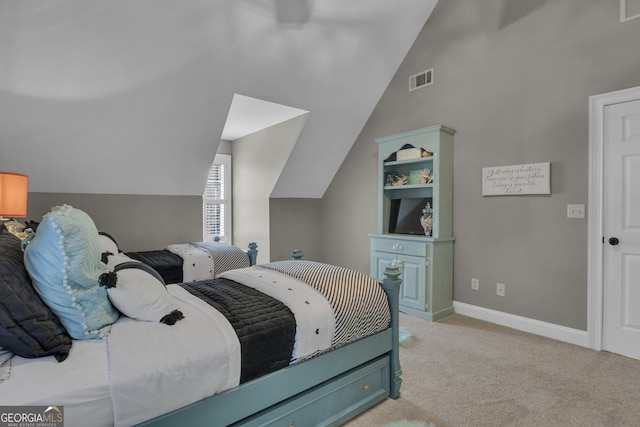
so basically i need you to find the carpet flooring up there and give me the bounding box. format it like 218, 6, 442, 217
343, 313, 640, 427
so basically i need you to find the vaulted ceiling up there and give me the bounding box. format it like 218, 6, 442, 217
0, 0, 438, 197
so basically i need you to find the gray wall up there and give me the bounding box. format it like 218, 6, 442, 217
269, 198, 322, 262
27, 193, 202, 252
317, 0, 640, 331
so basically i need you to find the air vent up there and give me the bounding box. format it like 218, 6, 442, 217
409, 68, 433, 91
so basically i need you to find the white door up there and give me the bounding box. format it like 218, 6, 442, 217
602, 99, 640, 359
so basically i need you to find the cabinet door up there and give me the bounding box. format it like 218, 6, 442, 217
372, 252, 425, 312
397, 254, 426, 311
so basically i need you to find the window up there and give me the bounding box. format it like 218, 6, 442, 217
203, 154, 231, 242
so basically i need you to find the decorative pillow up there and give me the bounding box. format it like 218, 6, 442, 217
23, 205, 120, 340
99, 262, 184, 325
24, 220, 40, 232
0, 230, 72, 361
104, 252, 138, 270
3, 219, 24, 234
98, 231, 120, 261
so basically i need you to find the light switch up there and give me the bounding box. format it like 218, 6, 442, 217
567, 204, 585, 219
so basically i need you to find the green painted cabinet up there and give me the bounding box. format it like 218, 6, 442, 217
369, 125, 455, 321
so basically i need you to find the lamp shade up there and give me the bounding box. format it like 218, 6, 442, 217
0, 172, 28, 218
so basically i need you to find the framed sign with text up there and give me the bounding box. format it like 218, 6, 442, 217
482, 162, 551, 196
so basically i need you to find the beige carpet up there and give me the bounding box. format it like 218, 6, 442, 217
344, 313, 640, 427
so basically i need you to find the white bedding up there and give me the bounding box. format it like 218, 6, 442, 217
165, 243, 214, 282
0, 285, 241, 427
0, 340, 113, 427
220, 268, 335, 362
108, 285, 241, 427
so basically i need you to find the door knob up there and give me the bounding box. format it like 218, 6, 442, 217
609, 237, 619, 246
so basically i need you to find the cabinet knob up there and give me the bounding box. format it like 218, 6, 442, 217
286, 422, 295, 427
363, 382, 370, 391
392, 243, 403, 251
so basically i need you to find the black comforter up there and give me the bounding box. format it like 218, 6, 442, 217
180, 278, 296, 383
126, 249, 184, 284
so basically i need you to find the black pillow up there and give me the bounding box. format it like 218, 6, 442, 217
0, 231, 72, 361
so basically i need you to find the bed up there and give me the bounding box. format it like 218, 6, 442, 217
0, 205, 402, 427
98, 232, 259, 284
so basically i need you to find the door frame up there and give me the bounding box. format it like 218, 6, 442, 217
588, 84, 640, 351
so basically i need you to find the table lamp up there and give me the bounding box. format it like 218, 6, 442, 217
0, 172, 28, 222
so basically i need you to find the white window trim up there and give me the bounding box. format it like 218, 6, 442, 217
203, 154, 232, 243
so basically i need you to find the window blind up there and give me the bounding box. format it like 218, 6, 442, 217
203, 154, 230, 242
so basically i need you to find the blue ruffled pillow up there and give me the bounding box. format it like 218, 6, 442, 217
24, 205, 120, 339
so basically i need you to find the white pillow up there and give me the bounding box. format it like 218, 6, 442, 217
98, 232, 120, 255
99, 262, 184, 325
105, 252, 138, 270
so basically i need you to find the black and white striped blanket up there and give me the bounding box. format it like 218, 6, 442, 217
195, 241, 251, 276
246, 260, 391, 354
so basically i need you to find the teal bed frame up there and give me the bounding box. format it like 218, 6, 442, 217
137, 264, 403, 427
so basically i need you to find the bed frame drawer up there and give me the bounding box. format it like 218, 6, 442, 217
236, 356, 390, 427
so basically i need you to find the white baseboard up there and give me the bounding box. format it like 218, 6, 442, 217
453, 301, 590, 348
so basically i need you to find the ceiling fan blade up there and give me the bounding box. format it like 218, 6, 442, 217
275, 0, 314, 24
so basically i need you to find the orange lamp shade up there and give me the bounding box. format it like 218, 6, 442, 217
0, 172, 28, 218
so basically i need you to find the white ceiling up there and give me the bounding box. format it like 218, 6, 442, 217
0, 0, 439, 197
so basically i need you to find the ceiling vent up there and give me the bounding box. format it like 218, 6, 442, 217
409, 68, 433, 91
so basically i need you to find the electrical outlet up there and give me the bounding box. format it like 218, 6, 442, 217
471, 278, 479, 290
496, 283, 505, 296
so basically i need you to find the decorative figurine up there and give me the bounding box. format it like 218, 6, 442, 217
386, 172, 408, 186
418, 168, 433, 184
420, 202, 433, 237
391, 175, 408, 186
